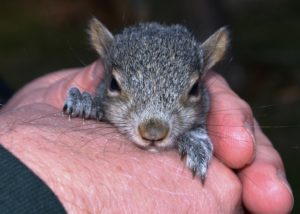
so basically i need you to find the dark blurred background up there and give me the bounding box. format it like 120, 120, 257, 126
0, 0, 299, 211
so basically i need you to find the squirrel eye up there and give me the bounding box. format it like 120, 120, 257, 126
109, 76, 121, 93
188, 81, 200, 97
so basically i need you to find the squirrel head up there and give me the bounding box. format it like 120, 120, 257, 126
88, 18, 229, 151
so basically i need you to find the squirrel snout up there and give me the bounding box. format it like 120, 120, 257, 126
138, 119, 169, 143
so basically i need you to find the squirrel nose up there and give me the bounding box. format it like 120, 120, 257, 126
138, 119, 169, 142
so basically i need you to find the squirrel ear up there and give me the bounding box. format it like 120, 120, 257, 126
200, 26, 229, 72
88, 17, 114, 57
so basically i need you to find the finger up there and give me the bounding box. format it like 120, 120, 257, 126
4, 68, 80, 110
5, 60, 104, 110
60, 60, 105, 92
205, 72, 255, 169
33, 60, 104, 91
45, 60, 105, 108
239, 121, 294, 214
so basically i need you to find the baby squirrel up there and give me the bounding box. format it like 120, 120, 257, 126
63, 18, 229, 182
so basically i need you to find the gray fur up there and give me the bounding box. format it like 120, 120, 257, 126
63, 19, 229, 183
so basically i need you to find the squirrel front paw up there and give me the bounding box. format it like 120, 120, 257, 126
177, 127, 213, 183
63, 87, 103, 120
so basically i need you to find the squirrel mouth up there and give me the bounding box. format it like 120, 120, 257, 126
145, 146, 160, 152
134, 138, 175, 152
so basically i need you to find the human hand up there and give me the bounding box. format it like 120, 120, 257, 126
1, 60, 293, 213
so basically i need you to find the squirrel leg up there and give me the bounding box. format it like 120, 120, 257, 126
177, 126, 213, 183
63, 87, 103, 120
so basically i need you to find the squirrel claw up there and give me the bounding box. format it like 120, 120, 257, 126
200, 173, 206, 184
177, 127, 213, 184
63, 104, 67, 112
96, 111, 102, 121
180, 151, 186, 160
63, 87, 103, 120
192, 168, 197, 178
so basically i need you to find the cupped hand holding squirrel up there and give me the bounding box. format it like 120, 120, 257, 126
1, 60, 293, 213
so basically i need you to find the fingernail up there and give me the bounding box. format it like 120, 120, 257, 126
277, 169, 294, 199
244, 120, 256, 163
90, 61, 98, 79
93, 60, 105, 80
277, 169, 294, 213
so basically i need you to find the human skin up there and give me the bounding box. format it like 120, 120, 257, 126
0, 60, 293, 213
